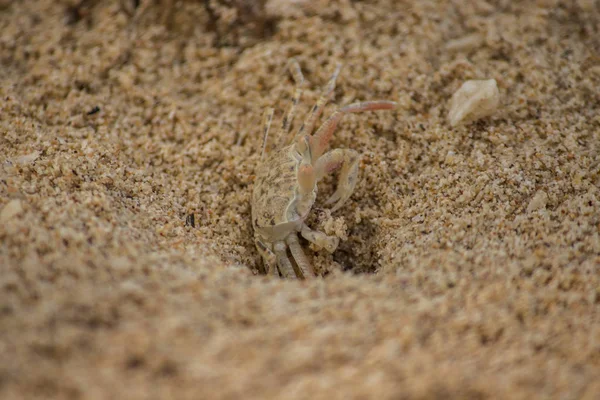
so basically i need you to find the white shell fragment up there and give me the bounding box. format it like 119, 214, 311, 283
448, 79, 500, 127
14, 151, 40, 165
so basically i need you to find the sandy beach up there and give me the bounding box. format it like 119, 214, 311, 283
1, 0, 599, 398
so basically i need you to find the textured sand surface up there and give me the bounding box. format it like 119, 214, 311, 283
1, 0, 600, 398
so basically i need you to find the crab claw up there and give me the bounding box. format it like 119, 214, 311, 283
315, 149, 360, 212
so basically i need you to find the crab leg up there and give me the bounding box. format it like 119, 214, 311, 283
309, 101, 396, 160
255, 239, 278, 276
260, 108, 275, 159
300, 224, 339, 253
276, 59, 305, 148
286, 234, 314, 279
274, 241, 296, 278
295, 63, 342, 140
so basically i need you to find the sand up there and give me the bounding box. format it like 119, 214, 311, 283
1, 0, 599, 398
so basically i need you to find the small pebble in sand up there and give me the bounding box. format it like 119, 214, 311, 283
448, 79, 500, 127
527, 190, 548, 213
445, 33, 484, 53
0, 199, 24, 223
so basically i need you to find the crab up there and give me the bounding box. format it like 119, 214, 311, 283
251, 59, 396, 279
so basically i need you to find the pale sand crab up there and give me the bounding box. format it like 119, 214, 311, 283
252, 59, 396, 279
